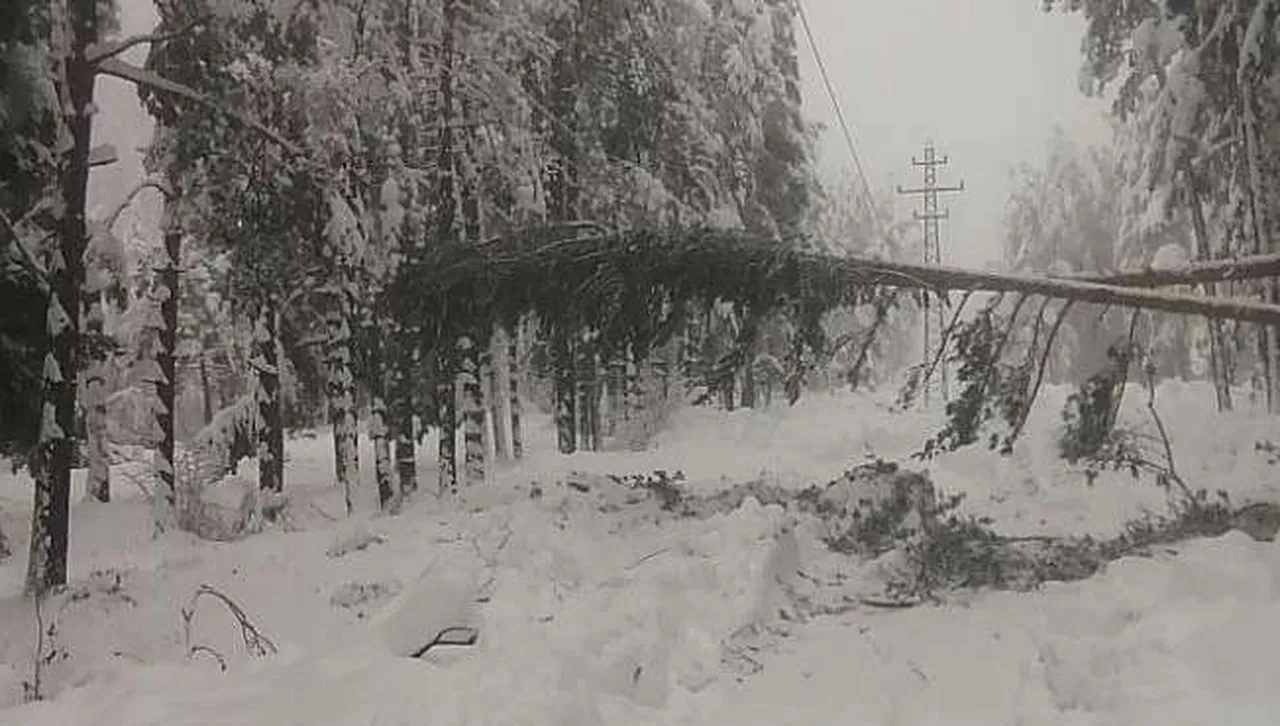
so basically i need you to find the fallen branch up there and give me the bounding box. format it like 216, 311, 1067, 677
409, 626, 479, 657
180, 584, 277, 663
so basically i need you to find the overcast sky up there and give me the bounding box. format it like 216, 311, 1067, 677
93, 0, 1112, 269
797, 0, 1111, 268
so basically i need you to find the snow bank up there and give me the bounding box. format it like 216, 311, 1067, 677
699, 532, 1280, 726
0, 497, 801, 726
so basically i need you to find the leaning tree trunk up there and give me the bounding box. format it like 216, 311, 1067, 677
254, 300, 284, 495
27, 0, 97, 595
84, 290, 110, 502
323, 286, 361, 514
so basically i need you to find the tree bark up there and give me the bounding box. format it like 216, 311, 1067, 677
27, 0, 97, 595
436, 347, 458, 496
1182, 157, 1233, 410
156, 225, 179, 510
389, 335, 417, 499
459, 336, 485, 487
507, 326, 523, 459
366, 321, 394, 512
198, 353, 215, 425
1238, 0, 1280, 411
323, 285, 360, 514
605, 356, 625, 438
85, 290, 110, 502
254, 301, 283, 495
576, 340, 600, 451
488, 331, 510, 459
553, 331, 576, 454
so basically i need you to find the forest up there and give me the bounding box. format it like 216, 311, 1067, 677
1, 0, 1280, 724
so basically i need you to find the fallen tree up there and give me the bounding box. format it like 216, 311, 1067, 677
1064, 252, 1280, 289
413, 227, 1280, 335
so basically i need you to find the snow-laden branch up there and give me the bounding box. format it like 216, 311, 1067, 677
1064, 252, 1280, 288
85, 16, 210, 65
0, 208, 51, 291
96, 58, 307, 160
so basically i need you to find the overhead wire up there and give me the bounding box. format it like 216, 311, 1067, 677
793, 0, 882, 235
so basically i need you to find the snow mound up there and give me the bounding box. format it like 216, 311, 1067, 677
2, 497, 802, 726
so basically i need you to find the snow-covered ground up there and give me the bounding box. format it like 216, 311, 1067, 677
0, 382, 1277, 725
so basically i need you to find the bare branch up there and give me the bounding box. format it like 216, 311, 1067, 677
86, 16, 209, 65
1006, 300, 1074, 445
101, 179, 174, 233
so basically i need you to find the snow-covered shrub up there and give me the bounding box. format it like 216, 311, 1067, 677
815, 459, 936, 555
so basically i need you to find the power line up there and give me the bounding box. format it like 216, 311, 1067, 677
793, 0, 878, 226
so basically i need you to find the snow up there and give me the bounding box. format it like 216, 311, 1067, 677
0, 383, 1278, 725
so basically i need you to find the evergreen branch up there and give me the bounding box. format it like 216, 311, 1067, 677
0, 209, 51, 292
95, 58, 307, 159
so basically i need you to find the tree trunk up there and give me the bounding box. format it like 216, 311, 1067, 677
389, 335, 417, 499
156, 226, 179, 510
85, 291, 110, 502
1182, 157, 1232, 411
488, 331, 510, 459
26, 0, 103, 594
459, 336, 485, 487
367, 322, 395, 512
575, 340, 600, 451
26, 1, 98, 596
605, 357, 625, 437
741, 358, 757, 409
199, 353, 215, 425
323, 288, 360, 514
255, 301, 283, 494
508, 326, 523, 459
553, 331, 576, 454
436, 347, 458, 496
1238, 0, 1280, 412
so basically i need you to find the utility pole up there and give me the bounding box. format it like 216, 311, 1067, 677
897, 141, 963, 406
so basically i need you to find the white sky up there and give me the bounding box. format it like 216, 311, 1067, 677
797, 0, 1111, 268
93, 0, 1112, 269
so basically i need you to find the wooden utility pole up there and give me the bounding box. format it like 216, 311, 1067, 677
898, 141, 963, 406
